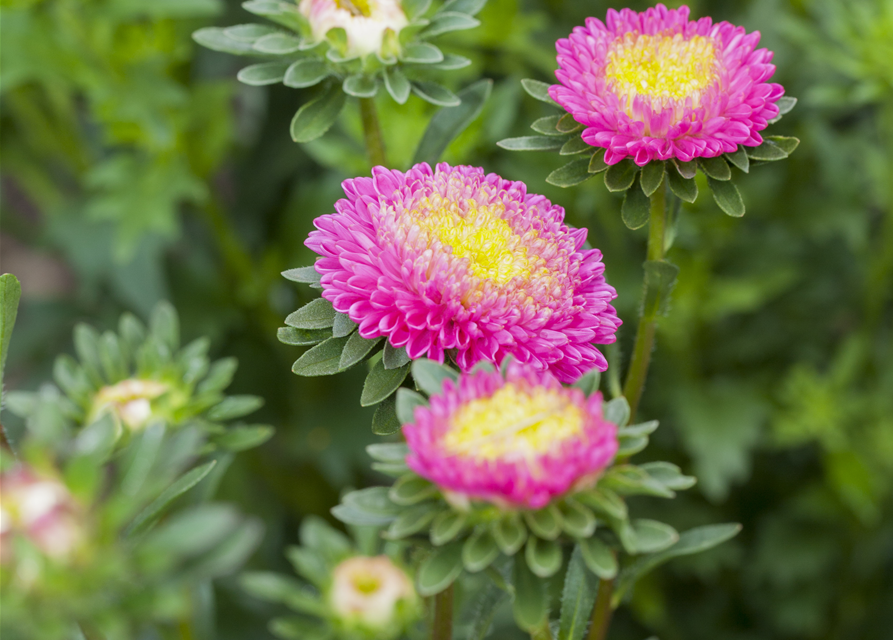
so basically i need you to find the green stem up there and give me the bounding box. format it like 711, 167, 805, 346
586, 578, 615, 640
359, 97, 387, 168
622, 181, 668, 423
432, 585, 454, 640
531, 622, 554, 640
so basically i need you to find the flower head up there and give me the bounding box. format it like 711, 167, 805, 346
90, 378, 171, 432
306, 162, 621, 382
300, 0, 408, 58
402, 363, 618, 509
329, 555, 418, 637
550, 4, 784, 166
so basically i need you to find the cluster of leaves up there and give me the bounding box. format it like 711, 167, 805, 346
331, 359, 739, 636
195, 0, 488, 143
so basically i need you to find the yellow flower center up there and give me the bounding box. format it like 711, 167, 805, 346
442, 384, 584, 461
336, 0, 373, 17
413, 196, 540, 285
606, 33, 717, 109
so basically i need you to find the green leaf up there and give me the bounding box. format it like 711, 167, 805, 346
241, 572, 328, 616
431, 510, 468, 545
558, 546, 599, 640
282, 266, 321, 285
672, 159, 697, 179
385, 502, 440, 539
361, 359, 410, 406
339, 334, 382, 370
401, 42, 444, 63
403, 0, 433, 19
412, 359, 458, 395
384, 67, 411, 104
707, 177, 745, 217
526, 536, 562, 578
0, 274, 22, 399
428, 53, 472, 69
278, 327, 331, 346
125, 461, 217, 537
413, 79, 491, 165
208, 395, 264, 421
213, 425, 274, 452
342, 74, 378, 97
269, 617, 331, 640
283, 59, 330, 88
560, 136, 591, 155
197, 358, 237, 395
492, 514, 527, 555
371, 395, 401, 436
619, 420, 658, 438
417, 542, 464, 596
577, 488, 627, 520
300, 515, 352, 562
292, 336, 350, 376
524, 505, 562, 540
421, 11, 480, 37
396, 388, 427, 424
53, 355, 93, 406
725, 147, 750, 173
622, 176, 651, 229
498, 136, 565, 151
140, 503, 240, 559
290, 83, 347, 143
237, 61, 290, 86
440, 0, 487, 15
557, 113, 583, 132
520, 78, 559, 107
468, 582, 509, 640
640, 161, 665, 197
224, 23, 279, 42
531, 115, 564, 135
642, 259, 680, 317
285, 545, 328, 586
412, 81, 460, 107
617, 435, 648, 457
600, 465, 674, 499
572, 369, 600, 396
285, 298, 336, 329
768, 96, 797, 124
589, 153, 609, 174
604, 159, 637, 192
614, 524, 742, 604
74, 414, 118, 463
560, 499, 596, 538
640, 462, 696, 491
331, 313, 357, 338
242, 0, 305, 29
98, 332, 127, 382
767, 135, 800, 155
463, 528, 500, 572
512, 554, 548, 631
343, 486, 401, 515
699, 156, 731, 181
547, 158, 593, 187
383, 342, 411, 369
192, 27, 258, 55
367, 442, 409, 463
389, 474, 437, 505
604, 396, 630, 427
186, 518, 264, 580
253, 32, 302, 54
666, 165, 698, 202
579, 538, 617, 580
630, 519, 679, 554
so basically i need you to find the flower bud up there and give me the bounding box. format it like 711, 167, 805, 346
299, 0, 409, 58
91, 378, 170, 432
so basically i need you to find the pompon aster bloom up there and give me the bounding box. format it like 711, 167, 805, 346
550, 4, 785, 166
402, 363, 618, 510
306, 163, 621, 382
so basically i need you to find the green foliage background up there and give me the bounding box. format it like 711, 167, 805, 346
2, 0, 891, 638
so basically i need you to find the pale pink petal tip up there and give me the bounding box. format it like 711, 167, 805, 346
306, 162, 621, 383
403, 362, 619, 509
550, 3, 784, 166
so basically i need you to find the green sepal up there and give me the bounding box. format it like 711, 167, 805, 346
622, 175, 651, 229
672, 158, 697, 179
253, 32, 303, 54
361, 359, 410, 406
572, 369, 600, 396
603, 396, 630, 427
278, 327, 331, 346
640, 161, 665, 197
604, 159, 637, 192
560, 136, 591, 155
291, 336, 350, 376
627, 519, 679, 554
547, 158, 593, 187
462, 528, 500, 572
421, 11, 480, 38
342, 74, 378, 98
239, 572, 328, 617
339, 334, 382, 370
383, 342, 411, 369
512, 553, 548, 631
285, 298, 336, 330
576, 487, 627, 520
208, 395, 264, 421
699, 155, 731, 180
284, 59, 331, 88
384, 502, 440, 539
526, 536, 562, 578
290, 82, 347, 143
282, 266, 321, 285
666, 164, 698, 202
530, 115, 565, 136
331, 313, 357, 338
389, 474, 438, 506
725, 147, 750, 173
639, 461, 696, 491
492, 514, 527, 555
417, 541, 464, 596
520, 78, 560, 107
560, 498, 597, 539
599, 465, 674, 499
384, 67, 412, 104
578, 537, 617, 580
524, 505, 562, 540
431, 510, 468, 545
707, 177, 745, 217
588, 153, 609, 174
400, 42, 444, 63
237, 61, 291, 86
366, 442, 410, 463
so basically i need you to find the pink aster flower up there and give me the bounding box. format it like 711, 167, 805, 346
305, 162, 621, 382
550, 3, 785, 166
402, 363, 618, 510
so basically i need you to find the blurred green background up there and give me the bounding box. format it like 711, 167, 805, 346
1, 0, 891, 638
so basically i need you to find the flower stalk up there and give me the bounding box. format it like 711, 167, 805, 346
587, 577, 615, 640
432, 585, 454, 640
359, 97, 388, 168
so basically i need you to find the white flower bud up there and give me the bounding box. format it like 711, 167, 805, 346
300, 0, 409, 58
329, 555, 418, 635
91, 378, 169, 431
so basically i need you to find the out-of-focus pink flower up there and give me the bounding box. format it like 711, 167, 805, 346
402, 363, 618, 510
550, 4, 784, 166
306, 162, 621, 382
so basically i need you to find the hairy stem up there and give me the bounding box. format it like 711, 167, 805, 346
586, 578, 615, 640
359, 97, 387, 168
432, 585, 454, 640
622, 181, 668, 423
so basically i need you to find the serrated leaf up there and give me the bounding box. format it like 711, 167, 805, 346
666, 166, 698, 202
290, 83, 347, 143
413, 79, 491, 164
498, 135, 565, 151
384, 67, 411, 104
640, 161, 665, 197
417, 542, 463, 596
237, 61, 290, 86
463, 528, 499, 572
524, 505, 562, 540
412, 359, 458, 395
579, 538, 617, 580
604, 159, 637, 192
699, 156, 731, 180
343, 74, 378, 97
292, 336, 350, 376
512, 554, 548, 631
396, 388, 427, 424
285, 299, 336, 330
622, 175, 651, 229
431, 510, 467, 545
559, 547, 599, 640
725, 147, 750, 173
401, 42, 444, 63
371, 394, 401, 435
520, 78, 559, 107
208, 395, 264, 421
547, 158, 593, 187
707, 177, 745, 217
283, 59, 330, 88
412, 81, 460, 106
278, 327, 331, 346
361, 359, 410, 406
468, 582, 508, 640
